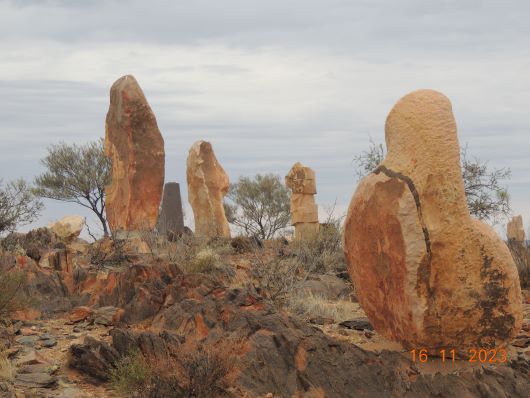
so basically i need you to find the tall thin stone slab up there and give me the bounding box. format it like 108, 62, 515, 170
104, 75, 165, 234
344, 90, 522, 354
186, 140, 230, 238
158, 182, 185, 240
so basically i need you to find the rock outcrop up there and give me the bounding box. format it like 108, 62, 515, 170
344, 89, 522, 353
157, 182, 185, 240
47, 215, 84, 242
285, 162, 319, 240
507, 215, 525, 242
186, 141, 230, 238
104, 75, 165, 234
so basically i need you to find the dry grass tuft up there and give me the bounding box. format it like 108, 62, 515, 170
287, 291, 360, 323
187, 248, 220, 273
0, 350, 14, 382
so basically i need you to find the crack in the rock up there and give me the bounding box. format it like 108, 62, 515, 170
374, 165, 433, 294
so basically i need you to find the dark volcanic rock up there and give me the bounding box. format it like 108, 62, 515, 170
2, 228, 57, 262
14, 373, 57, 388
104, 274, 530, 398
339, 317, 374, 331
157, 182, 185, 240
68, 336, 119, 381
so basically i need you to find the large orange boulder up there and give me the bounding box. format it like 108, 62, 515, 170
186, 140, 230, 238
104, 75, 165, 234
344, 90, 522, 354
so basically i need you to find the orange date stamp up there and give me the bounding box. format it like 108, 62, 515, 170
410, 348, 508, 363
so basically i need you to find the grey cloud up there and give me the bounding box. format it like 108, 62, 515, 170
1, 0, 529, 233
2, 0, 530, 57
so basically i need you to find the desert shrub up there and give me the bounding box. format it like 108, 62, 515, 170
89, 237, 131, 268
180, 344, 234, 398
0, 178, 43, 236
224, 173, 290, 239
250, 244, 302, 305
114, 340, 237, 398
0, 271, 33, 318
110, 350, 151, 396
508, 241, 530, 289
0, 349, 14, 382
293, 217, 346, 274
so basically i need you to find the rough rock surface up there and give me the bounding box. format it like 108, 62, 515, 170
508, 215, 525, 242
74, 274, 530, 398
1, 242, 529, 397
285, 162, 319, 240
344, 89, 523, 353
47, 215, 85, 242
186, 140, 230, 238
104, 74, 165, 234
157, 182, 185, 239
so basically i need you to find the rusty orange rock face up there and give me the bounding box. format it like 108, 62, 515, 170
344, 89, 522, 353
186, 140, 230, 238
104, 75, 165, 233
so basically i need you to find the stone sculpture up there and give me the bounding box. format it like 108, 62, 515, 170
344, 89, 522, 354
104, 75, 165, 234
158, 182, 185, 240
507, 215, 525, 242
285, 162, 319, 240
186, 140, 230, 238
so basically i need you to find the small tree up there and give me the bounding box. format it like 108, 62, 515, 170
352, 139, 385, 180
0, 179, 43, 235
461, 146, 511, 223
354, 141, 511, 223
224, 174, 290, 240
33, 139, 111, 236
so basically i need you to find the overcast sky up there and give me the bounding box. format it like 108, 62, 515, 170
1, 0, 529, 237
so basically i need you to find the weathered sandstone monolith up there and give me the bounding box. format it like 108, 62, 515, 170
507, 215, 525, 242
186, 141, 230, 238
285, 162, 319, 240
344, 90, 522, 354
158, 182, 185, 240
104, 75, 165, 234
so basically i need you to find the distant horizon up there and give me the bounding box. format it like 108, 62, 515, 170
1, 0, 529, 239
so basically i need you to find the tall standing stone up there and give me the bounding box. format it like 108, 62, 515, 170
186, 141, 230, 238
285, 162, 319, 240
158, 182, 185, 239
344, 90, 522, 354
104, 75, 165, 234
507, 215, 525, 242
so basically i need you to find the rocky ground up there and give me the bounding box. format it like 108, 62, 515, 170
0, 230, 529, 397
